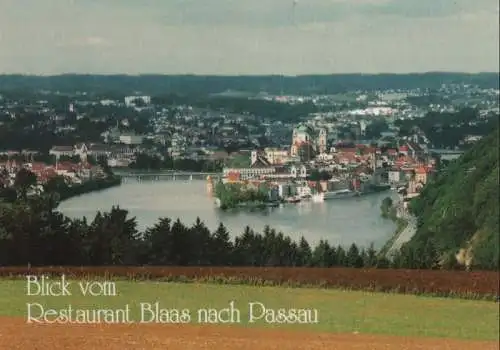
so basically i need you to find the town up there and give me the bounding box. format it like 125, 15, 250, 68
213, 123, 437, 209
0, 79, 497, 209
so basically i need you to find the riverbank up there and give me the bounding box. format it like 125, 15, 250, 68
215, 198, 280, 211
378, 218, 409, 257
377, 192, 420, 258
57, 175, 122, 203
385, 215, 418, 257
378, 195, 407, 257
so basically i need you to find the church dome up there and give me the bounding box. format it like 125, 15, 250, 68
294, 124, 314, 135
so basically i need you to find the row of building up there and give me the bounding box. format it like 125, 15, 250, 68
0, 159, 105, 187
219, 121, 438, 200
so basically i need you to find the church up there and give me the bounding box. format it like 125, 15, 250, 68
290, 124, 327, 157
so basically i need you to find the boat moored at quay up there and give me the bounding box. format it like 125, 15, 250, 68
322, 189, 360, 199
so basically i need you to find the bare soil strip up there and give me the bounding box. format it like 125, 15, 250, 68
0, 317, 497, 350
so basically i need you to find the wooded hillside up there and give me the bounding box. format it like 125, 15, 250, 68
408, 128, 499, 269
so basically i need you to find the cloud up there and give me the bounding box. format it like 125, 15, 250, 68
149, 0, 496, 27
56, 36, 110, 48
0, 0, 497, 74
85, 37, 107, 46
154, 0, 381, 27
364, 0, 498, 18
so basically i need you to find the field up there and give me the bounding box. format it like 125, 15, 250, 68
1, 266, 497, 298
0, 279, 498, 349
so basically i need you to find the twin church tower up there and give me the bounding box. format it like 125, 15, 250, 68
290, 124, 327, 157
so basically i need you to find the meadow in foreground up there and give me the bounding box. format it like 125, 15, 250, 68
0, 279, 498, 341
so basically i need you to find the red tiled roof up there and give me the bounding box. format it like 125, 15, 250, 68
42, 168, 57, 176
56, 164, 73, 171
30, 162, 47, 171
399, 146, 409, 152
227, 172, 240, 181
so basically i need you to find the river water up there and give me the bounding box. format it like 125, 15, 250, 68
58, 180, 398, 249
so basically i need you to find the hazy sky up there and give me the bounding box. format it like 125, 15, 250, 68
0, 0, 498, 75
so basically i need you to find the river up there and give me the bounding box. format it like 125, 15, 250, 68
58, 180, 398, 249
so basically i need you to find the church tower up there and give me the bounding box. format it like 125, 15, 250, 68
251, 150, 258, 165
318, 128, 327, 154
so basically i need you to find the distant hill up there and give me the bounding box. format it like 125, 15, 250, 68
407, 129, 499, 270
0, 73, 498, 96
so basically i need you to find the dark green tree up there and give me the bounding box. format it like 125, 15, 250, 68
211, 223, 233, 265
297, 236, 313, 267
363, 243, 378, 267
346, 243, 364, 268
14, 168, 37, 200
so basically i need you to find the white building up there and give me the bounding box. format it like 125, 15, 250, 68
290, 165, 309, 178
49, 146, 74, 158
223, 167, 276, 180
124, 95, 151, 107
87, 144, 112, 158
316, 153, 334, 162
264, 148, 289, 165
278, 183, 297, 198
74, 143, 88, 161
119, 134, 144, 145
107, 158, 132, 167
388, 169, 404, 183
296, 184, 312, 198
100, 99, 117, 106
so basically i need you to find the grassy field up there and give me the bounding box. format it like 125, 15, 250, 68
0, 279, 498, 341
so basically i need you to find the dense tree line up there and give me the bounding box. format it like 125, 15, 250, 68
129, 153, 223, 172
0, 167, 119, 204
307, 169, 333, 181
395, 108, 499, 149
152, 94, 318, 123
0, 95, 154, 152
1, 73, 498, 96
214, 181, 269, 210
363, 119, 395, 140
196, 97, 317, 123
0, 110, 116, 152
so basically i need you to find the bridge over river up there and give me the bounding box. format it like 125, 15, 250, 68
428, 149, 465, 161
115, 171, 222, 182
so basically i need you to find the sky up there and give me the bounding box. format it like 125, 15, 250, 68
0, 0, 498, 75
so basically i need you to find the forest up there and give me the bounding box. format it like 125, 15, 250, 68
1, 73, 498, 96
394, 108, 499, 149
407, 128, 499, 270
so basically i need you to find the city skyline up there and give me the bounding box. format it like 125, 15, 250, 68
0, 0, 499, 75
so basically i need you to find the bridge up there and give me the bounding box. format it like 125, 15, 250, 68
117, 172, 222, 182
428, 149, 465, 161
